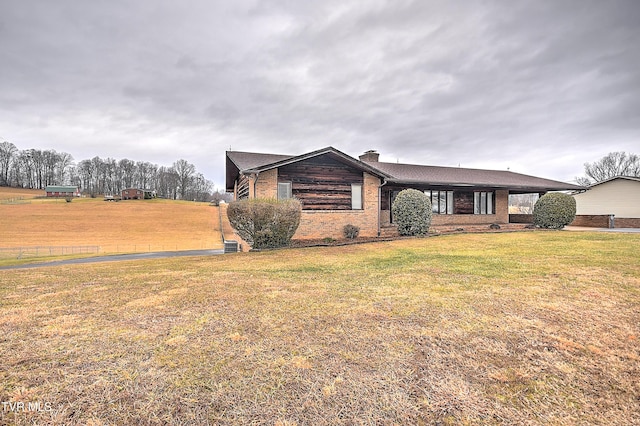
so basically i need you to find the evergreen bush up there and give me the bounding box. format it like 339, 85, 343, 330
227, 198, 301, 249
343, 224, 360, 239
533, 192, 576, 229
391, 189, 432, 236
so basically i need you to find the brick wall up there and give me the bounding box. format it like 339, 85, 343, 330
252, 169, 278, 198
495, 190, 509, 223
294, 173, 381, 239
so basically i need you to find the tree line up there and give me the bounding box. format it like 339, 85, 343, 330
0, 140, 224, 202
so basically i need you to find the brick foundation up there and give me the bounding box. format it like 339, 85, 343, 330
615, 218, 640, 228
570, 215, 613, 228
509, 214, 533, 224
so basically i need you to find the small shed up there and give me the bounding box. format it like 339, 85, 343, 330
45, 185, 80, 197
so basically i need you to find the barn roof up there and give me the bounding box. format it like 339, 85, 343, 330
45, 186, 78, 192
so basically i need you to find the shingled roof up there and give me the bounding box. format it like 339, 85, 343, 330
226, 151, 293, 171
226, 147, 584, 193
371, 161, 583, 193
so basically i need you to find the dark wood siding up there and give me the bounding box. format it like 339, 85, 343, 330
278, 154, 363, 210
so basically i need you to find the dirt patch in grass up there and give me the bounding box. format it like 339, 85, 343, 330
0, 232, 639, 425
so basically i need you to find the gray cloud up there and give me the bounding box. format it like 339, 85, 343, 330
1, 0, 639, 187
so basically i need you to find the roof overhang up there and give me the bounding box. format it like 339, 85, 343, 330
384, 179, 584, 193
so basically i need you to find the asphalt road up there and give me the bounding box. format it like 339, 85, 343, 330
0, 249, 225, 270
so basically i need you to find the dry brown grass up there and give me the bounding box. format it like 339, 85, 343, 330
0, 187, 43, 201
1, 232, 639, 425
0, 189, 222, 255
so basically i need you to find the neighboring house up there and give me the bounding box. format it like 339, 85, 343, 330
225, 147, 583, 240
572, 176, 640, 228
45, 185, 80, 197
121, 188, 156, 200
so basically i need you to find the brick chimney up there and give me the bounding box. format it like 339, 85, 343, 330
359, 150, 379, 163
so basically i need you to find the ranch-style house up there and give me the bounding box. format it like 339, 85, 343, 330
225, 147, 584, 240
45, 185, 80, 198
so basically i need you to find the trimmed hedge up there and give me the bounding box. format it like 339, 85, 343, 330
391, 189, 432, 236
227, 198, 302, 249
533, 192, 576, 229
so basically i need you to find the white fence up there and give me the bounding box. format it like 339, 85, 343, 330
0, 243, 224, 259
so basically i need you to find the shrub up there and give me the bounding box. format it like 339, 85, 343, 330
533, 192, 576, 229
391, 189, 432, 236
343, 224, 360, 239
227, 198, 301, 249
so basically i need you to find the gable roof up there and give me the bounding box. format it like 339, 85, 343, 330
226, 147, 390, 191
586, 175, 640, 188
226, 147, 584, 193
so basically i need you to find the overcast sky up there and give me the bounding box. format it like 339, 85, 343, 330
1, 0, 639, 188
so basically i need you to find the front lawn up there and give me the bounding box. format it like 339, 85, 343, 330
1, 232, 638, 425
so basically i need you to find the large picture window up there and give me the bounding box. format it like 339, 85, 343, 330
426, 190, 453, 214
474, 191, 494, 214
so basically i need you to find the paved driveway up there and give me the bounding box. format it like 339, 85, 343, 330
0, 249, 224, 270
564, 226, 640, 233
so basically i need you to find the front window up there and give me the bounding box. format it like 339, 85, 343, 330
426, 190, 453, 214
351, 184, 363, 209
474, 191, 494, 214
278, 182, 292, 199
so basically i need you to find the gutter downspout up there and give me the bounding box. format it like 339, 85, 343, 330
252, 171, 260, 198
378, 178, 388, 237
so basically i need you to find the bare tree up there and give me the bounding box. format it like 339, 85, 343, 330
173, 159, 196, 200
583, 152, 640, 184
118, 159, 136, 189
56, 152, 74, 184
187, 172, 213, 202
156, 166, 179, 199
75, 159, 96, 195
0, 141, 17, 186
135, 161, 157, 190
102, 158, 118, 195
